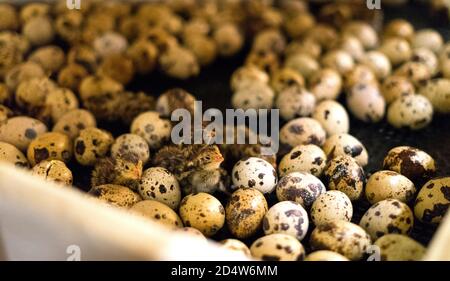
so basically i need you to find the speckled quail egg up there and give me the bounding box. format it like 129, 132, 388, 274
383, 19, 415, 41
226, 188, 268, 239
374, 234, 426, 261
321, 50, 355, 75
285, 38, 322, 59
344, 65, 378, 90
131, 111, 172, 150
414, 177, 450, 224
284, 53, 320, 81
331, 35, 365, 62
230, 65, 269, 92
250, 233, 305, 261
324, 155, 365, 201
15, 77, 56, 119
93, 31, 128, 58
22, 16, 54, 46
57, 64, 89, 92
383, 146, 436, 182
305, 250, 349, 261
411, 48, 439, 77
342, 21, 378, 50
231, 82, 275, 110
138, 167, 181, 210
312, 100, 349, 136
280, 118, 326, 150
276, 171, 325, 208
126, 40, 158, 75
213, 23, 244, 57
309, 68, 343, 101
361, 51, 392, 80
52, 109, 97, 140
283, 12, 315, 39
28, 45, 66, 75
310, 220, 371, 261
0, 116, 47, 152
27, 132, 72, 166
97, 53, 135, 85
252, 29, 286, 55
346, 83, 386, 123
45, 88, 79, 123
31, 159, 73, 185
270, 67, 305, 93
263, 201, 309, 241
184, 34, 217, 67
231, 157, 277, 194
359, 199, 414, 241
278, 144, 327, 177
304, 24, 338, 50
379, 38, 412, 66
4, 61, 45, 91
419, 78, 450, 114
322, 133, 369, 167
412, 29, 444, 54
111, 134, 150, 165
179, 192, 225, 236
275, 87, 316, 120
394, 62, 431, 87
219, 239, 251, 257
156, 88, 196, 118
365, 171, 416, 204
74, 128, 113, 166
159, 45, 200, 80
131, 200, 182, 227
381, 76, 415, 104
310, 190, 353, 226
89, 184, 141, 208
0, 141, 29, 167
387, 94, 433, 130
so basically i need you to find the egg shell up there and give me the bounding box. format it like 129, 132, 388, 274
359, 199, 414, 241
284, 53, 320, 81
280, 117, 326, 150
179, 192, 225, 237
0, 116, 48, 151
226, 188, 268, 239
312, 100, 349, 136
89, 184, 141, 208
27, 132, 72, 166
346, 83, 386, 123
322, 133, 369, 167
45, 88, 79, 123
93, 31, 128, 58
156, 88, 196, 118
270, 67, 305, 94
383, 146, 436, 181
131, 111, 172, 150
321, 50, 355, 75
138, 167, 181, 210
0, 141, 29, 167
411, 48, 439, 76
332, 35, 365, 61
232, 82, 274, 111
394, 62, 431, 87
219, 239, 251, 257
310, 220, 371, 261
343, 21, 378, 49
262, 201, 309, 241
31, 159, 72, 185
387, 94, 433, 130
111, 134, 150, 165
365, 170, 416, 204
381, 76, 415, 104
310, 190, 353, 226
379, 38, 412, 66
344, 65, 378, 90
275, 87, 316, 121
250, 233, 305, 261
374, 234, 425, 261
276, 171, 325, 208
383, 19, 414, 41
232, 157, 277, 194
412, 29, 444, 54
278, 144, 327, 177
5, 61, 45, 91
131, 200, 182, 228
414, 177, 450, 224
159, 45, 199, 80
419, 78, 450, 114
309, 68, 343, 101
324, 155, 365, 201
304, 250, 349, 261
74, 128, 114, 166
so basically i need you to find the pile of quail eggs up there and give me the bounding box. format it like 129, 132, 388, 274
1, 0, 450, 262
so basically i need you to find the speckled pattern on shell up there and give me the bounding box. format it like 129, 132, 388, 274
374, 234, 425, 261
346, 83, 385, 123
323, 155, 365, 201
0, 116, 47, 151
359, 199, 414, 241
312, 100, 349, 136
130, 111, 172, 150
31, 159, 73, 185
383, 146, 436, 182
138, 167, 181, 210
0, 141, 29, 167
381, 76, 415, 104
231, 157, 277, 194
279, 118, 326, 151
262, 201, 309, 241
387, 95, 433, 130
27, 132, 72, 166
278, 144, 326, 177
365, 170, 416, 204
250, 233, 305, 261
231, 82, 275, 111
275, 87, 316, 121
225, 188, 268, 239
311, 190, 353, 226
322, 133, 369, 167
179, 192, 225, 237
52, 109, 97, 140
74, 128, 114, 166
131, 200, 182, 228
309, 68, 343, 101
89, 184, 141, 208
414, 177, 450, 224
111, 133, 150, 165
309, 220, 371, 261
419, 78, 450, 114
230, 65, 269, 92
276, 171, 325, 208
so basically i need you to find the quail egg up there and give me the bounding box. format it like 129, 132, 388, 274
344, 65, 378, 90
394, 62, 431, 87
74, 128, 114, 166
379, 38, 412, 66
381, 76, 415, 104
310, 190, 353, 226
250, 234, 305, 261
111, 134, 150, 165
156, 88, 196, 118
226, 188, 268, 239
342, 21, 378, 50
89, 184, 141, 208
411, 48, 439, 77
278, 144, 327, 177
219, 239, 251, 257
321, 50, 355, 75
312, 100, 349, 136
131, 111, 172, 150
275, 87, 316, 120
359, 199, 414, 241
0, 141, 29, 167
412, 29, 444, 54
374, 234, 425, 261
230, 65, 269, 92
383, 19, 414, 41
131, 200, 182, 228
27, 132, 72, 166
263, 201, 309, 241
52, 109, 97, 140
280, 118, 326, 150
284, 53, 320, 81
93, 31, 128, 58
231, 157, 277, 194
45, 88, 79, 123
304, 250, 349, 261
365, 171, 416, 204
419, 78, 450, 114
179, 192, 225, 237
309, 68, 343, 101
231, 82, 275, 110
383, 146, 436, 181
346, 83, 385, 123
0, 116, 47, 151
387, 95, 433, 130
270, 67, 305, 93
138, 167, 181, 210
322, 133, 369, 167
31, 159, 73, 185
414, 177, 450, 224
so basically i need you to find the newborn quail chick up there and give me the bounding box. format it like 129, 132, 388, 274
91, 153, 143, 190
153, 144, 229, 194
